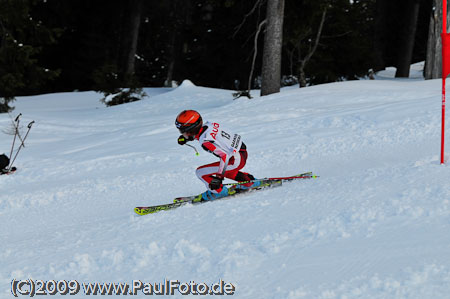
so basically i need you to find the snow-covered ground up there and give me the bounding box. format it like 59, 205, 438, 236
2, 65, 450, 298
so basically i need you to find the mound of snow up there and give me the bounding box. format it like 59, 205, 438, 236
376, 61, 424, 80
178, 79, 196, 88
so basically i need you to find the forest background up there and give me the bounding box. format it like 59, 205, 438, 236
0, 0, 443, 111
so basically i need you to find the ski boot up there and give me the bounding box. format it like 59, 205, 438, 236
234, 172, 261, 190
201, 186, 230, 201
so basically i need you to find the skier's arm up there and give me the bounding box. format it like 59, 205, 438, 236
202, 141, 232, 177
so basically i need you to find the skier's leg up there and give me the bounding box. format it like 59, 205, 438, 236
196, 161, 219, 189
226, 150, 259, 188
196, 152, 243, 190
196, 162, 229, 200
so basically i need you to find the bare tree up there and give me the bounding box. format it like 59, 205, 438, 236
260, 0, 285, 96
120, 0, 144, 82
232, 0, 265, 99
297, 7, 327, 88
247, 20, 266, 94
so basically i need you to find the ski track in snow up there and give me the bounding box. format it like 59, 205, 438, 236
1, 74, 450, 298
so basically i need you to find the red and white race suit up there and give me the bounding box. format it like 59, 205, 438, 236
194, 121, 247, 191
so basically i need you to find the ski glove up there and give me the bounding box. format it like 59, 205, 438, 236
209, 175, 223, 190
178, 135, 193, 145
178, 135, 187, 145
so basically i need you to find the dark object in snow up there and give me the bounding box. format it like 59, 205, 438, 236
232, 91, 253, 100
1, 166, 16, 175
0, 154, 10, 170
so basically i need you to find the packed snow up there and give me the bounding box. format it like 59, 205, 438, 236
2, 65, 450, 298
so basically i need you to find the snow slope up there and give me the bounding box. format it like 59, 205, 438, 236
1, 73, 450, 298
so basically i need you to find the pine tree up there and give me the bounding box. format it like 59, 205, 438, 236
0, 0, 60, 113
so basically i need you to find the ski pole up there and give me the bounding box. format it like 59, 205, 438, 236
223, 174, 319, 186
8, 113, 21, 162
9, 121, 34, 171
186, 144, 199, 156
17, 121, 35, 148
12, 113, 25, 146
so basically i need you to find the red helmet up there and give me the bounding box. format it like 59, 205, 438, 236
175, 110, 203, 134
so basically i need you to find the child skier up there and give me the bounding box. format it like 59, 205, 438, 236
175, 110, 258, 200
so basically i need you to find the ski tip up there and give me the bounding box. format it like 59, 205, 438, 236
302, 172, 319, 179
134, 207, 145, 215
134, 207, 155, 215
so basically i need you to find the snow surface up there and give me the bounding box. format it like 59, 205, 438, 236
2, 70, 450, 298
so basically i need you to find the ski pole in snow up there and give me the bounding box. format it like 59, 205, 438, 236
12, 114, 26, 145
8, 120, 34, 171
8, 114, 24, 164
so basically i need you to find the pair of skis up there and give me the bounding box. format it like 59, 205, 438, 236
134, 172, 318, 216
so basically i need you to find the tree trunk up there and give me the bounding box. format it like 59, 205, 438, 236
164, 45, 176, 87
260, 0, 285, 96
164, 0, 178, 87
425, 0, 449, 79
395, 0, 421, 77
373, 0, 390, 72
164, 0, 193, 87
299, 61, 307, 88
164, 12, 177, 87
121, 0, 144, 83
